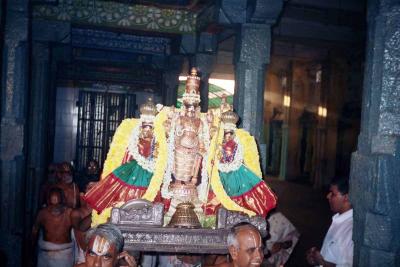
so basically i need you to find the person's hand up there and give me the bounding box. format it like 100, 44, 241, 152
271, 242, 283, 254
117, 251, 137, 267
177, 255, 202, 264
281, 240, 293, 249
312, 249, 325, 266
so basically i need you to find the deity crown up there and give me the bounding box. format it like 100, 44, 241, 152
221, 110, 239, 131
183, 67, 201, 105
140, 98, 157, 123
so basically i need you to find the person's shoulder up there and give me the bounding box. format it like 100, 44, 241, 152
36, 207, 48, 221
71, 207, 81, 217
40, 206, 51, 214
65, 207, 73, 215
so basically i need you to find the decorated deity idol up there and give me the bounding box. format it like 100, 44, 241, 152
207, 109, 277, 217
161, 68, 212, 213
84, 98, 167, 215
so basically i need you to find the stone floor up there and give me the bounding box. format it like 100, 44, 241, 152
265, 178, 332, 267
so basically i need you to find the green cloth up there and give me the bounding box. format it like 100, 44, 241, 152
219, 165, 262, 197
112, 160, 153, 187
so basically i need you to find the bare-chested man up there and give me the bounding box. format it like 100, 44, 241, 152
71, 182, 96, 264
206, 223, 264, 267
32, 187, 74, 267
74, 223, 136, 267
56, 162, 80, 209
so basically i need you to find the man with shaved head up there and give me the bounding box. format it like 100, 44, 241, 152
74, 223, 136, 267
209, 223, 264, 267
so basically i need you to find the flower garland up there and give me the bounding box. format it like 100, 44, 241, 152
197, 113, 210, 202
218, 136, 243, 173
142, 109, 168, 201
161, 111, 176, 199
237, 129, 262, 177
126, 123, 155, 173
101, 119, 139, 179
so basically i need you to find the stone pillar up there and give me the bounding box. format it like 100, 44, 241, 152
350, 1, 400, 266
0, 1, 30, 266
234, 23, 272, 169
234, 23, 271, 141
163, 55, 184, 106
25, 42, 51, 227
191, 53, 215, 112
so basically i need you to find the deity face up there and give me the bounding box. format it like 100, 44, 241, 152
86, 235, 118, 267
223, 131, 235, 143
184, 103, 198, 118
141, 124, 154, 139
86, 160, 99, 175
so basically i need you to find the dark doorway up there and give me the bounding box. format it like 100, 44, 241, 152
76, 90, 136, 171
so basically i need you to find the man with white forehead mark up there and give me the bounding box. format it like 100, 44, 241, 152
74, 223, 136, 267
211, 222, 264, 267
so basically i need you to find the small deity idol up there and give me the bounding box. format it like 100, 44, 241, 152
210, 109, 277, 217
84, 98, 160, 213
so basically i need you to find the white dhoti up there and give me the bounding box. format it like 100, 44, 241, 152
37, 239, 74, 267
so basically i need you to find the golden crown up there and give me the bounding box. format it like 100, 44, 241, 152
221, 110, 239, 131
183, 67, 201, 104
140, 98, 157, 123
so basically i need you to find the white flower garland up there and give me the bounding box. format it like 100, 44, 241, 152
161, 114, 177, 199
218, 136, 243, 173
126, 121, 156, 173
197, 114, 210, 203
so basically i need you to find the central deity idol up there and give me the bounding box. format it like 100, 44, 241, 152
161, 68, 212, 217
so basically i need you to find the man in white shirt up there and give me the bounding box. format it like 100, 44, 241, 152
306, 177, 353, 267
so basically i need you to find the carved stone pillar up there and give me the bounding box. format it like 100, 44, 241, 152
163, 55, 184, 106
0, 1, 30, 266
350, 1, 400, 266
234, 23, 271, 142
234, 23, 272, 170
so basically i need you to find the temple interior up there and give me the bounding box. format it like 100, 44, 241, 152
1, 0, 400, 267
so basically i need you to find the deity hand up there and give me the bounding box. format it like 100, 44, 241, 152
209, 126, 217, 138
163, 107, 176, 136
190, 153, 203, 185
198, 143, 207, 157
217, 146, 223, 160
163, 120, 171, 136
207, 110, 214, 128
152, 142, 159, 158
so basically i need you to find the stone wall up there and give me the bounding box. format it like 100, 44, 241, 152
350, 0, 400, 265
